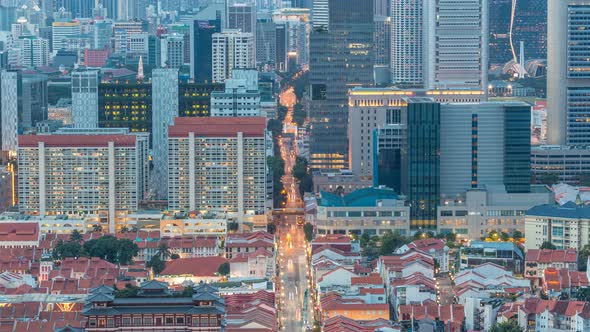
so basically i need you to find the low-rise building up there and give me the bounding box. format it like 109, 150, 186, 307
390, 273, 437, 318
397, 238, 450, 273
398, 302, 465, 332
157, 256, 228, 285
525, 249, 578, 281
377, 250, 435, 286
459, 241, 524, 273
229, 248, 274, 279
224, 290, 276, 332
542, 267, 588, 299
525, 202, 590, 251
322, 316, 401, 332
454, 263, 531, 303
312, 170, 372, 195
0, 222, 39, 248
315, 187, 410, 236
531, 145, 590, 185
437, 187, 552, 239
225, 231, 274, 259
320, 291, 389, 321
518, 298, 590, 332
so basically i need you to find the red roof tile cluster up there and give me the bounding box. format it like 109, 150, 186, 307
229, 248, 273, 263
407, 238, 447, 253
391, 272, 436, 290
18, 134, 137, 148
526, 249, 578, 264
497, 302, 523, 320
0, 223, 39, 244
160, 256, 228, 276
399, 302, 465, 332
226, 231, 274, 249
351, 273, 382, 286
224, 290, 276, 332
320, 292, 389, 312
169, 117, 267, 138
543, 267, 589, 293
323, 316, 400, 332
379, 250, 435, 273
521, 297, 590, 318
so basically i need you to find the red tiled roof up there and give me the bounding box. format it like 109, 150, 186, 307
323, 316, 400, 332
351, 273, 382, 286
526, 249, 578, 264
169, 117, 267, 138
320, 292, 388, 311
312, 234, 351, 245
0, 223, 39, 243
18, 135, 137, 148
408, 238, 447, 252
160, 256, 228, 276
399, 303, 465, 331
543, 267, 588, 292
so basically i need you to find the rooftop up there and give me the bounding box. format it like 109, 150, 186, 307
319, 187, 398, 207
18, 134, 137, 148
527, 202, 590, 219
168, 117, 267, 138
160, 256, 228, 277
0, 222, 39, 243
526, 249, 578, 264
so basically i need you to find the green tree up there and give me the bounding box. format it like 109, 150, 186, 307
512, 230, 523, 242
298, 175, 313, 196
120, 226, 129, 233
92, 224, 103, 232
489, 320, 523, 332
181, 285, 194, 297
540, 241, 557, 250
360, 232, 371, 248
52, 240, 82, 260
69, 230, 83, 243
83, 236, 139, 265
267, 222, 277, 235
147, 255, 166, 275
117, 239, 139, 265
500, 232, 510, 242
445, 232, 457, 242
218, 262, 230, 276
573, 287, 590, 301
413, 231, 424, 240
170, 253, 180, 260
535, 173, 558, 186
380, 230, 406, 255
292, 157, 309, 181
303, 222, 314, 242
228, 221, 239, 232
578, 244, 590, 271
156, 242, 172, 261
115, 283, 140, 298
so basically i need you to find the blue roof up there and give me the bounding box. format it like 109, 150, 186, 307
469, 241, 524, 259
319, 187, 398, 207
526, 202, 590, 219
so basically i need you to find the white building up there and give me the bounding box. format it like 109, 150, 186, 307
311, 0, 328, 28
211, 69, 261, 117
0, 70, 18, 153
212, 29, 255, 83
167, 117, 268, 224
18, 36, 50, 68
438, 187, 552, 239
17, 129, 149, 233
51, 21, 80, 52
71, 69, 99, 128
390, 0, 423, 85
525, 202, 590, 251
531, 145, 590, 185
229, 248, 274, 279
151, 68, 179, 199
547, 0, 590, 146
159, 33, 184, 68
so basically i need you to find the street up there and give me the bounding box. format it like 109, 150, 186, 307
276, 87, 313, 331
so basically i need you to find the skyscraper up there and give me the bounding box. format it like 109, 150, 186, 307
547, 0, 590, 145
151, 68, 179, 200
72, 69, 99, 128
227, 3, 257, 65
0, 70, 18, 153
212, 30, 255, 83
158, 33, 185, 68
190, 18, 221, 82
309, 0, 374, 170
311, 0, 328, 28
390, 0, 423, 85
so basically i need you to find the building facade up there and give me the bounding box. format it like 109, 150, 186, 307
531, 145, 590, 185
190, 19, 221, 83
525, 202, 590, 251
98, 81, 152, 139
167, 117, 268, 224
212, 30, 255, 83
210, 69, 260, 117
72, 69, 99, 129
17, 129, 149, 233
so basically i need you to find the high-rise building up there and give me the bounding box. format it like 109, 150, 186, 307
98, 81, 152, 139
190, 19, 221, 82
55, 0, 94, 18
93, 19, 113, 50
167, 117, 268, 223
402, 98, 440, 231
227, 3, 256, 62
390, 0, 423, 85
17, 128, 149, 233
373, 15, 390, 67
51, 21, 80, 52
0, 70, 48, 153
256, 15, 276, 66
0, 4, 16, 31
273, 8, 311, 68
211, 69, 261, 117
72, 69, 99, 128
311, 0, 328, 28
547, 0, 590, 146
17, 36, 50, 68
151, 68, 179, 200
113, 21, 144, 55
426, 0, 488, 91
178, 82, 223, 117
158, 33, 185, 68
531, 146, 590, 185
212, 29, 255, 83
309, 0, 374, 170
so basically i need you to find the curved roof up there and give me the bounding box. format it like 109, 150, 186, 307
527, 202, 590, 220
319, 187, 398, 207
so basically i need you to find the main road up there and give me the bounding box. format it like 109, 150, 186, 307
276, 87, 314, 331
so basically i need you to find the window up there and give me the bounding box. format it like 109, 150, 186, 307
441, 211, 453, 216
134, 317, 142, 326
176, 317, 184, 324
455, 210, 468, 216
143, 317, 153, 325
166, 317, 174, 325
122, 318, 131, 326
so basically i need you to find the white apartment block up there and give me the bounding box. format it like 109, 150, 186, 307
167, 117, 268, 224
212, 30, 255, 83
391, 0, 424, 85
159, 33, 184, 68
18, 37, 50, 68
71, 69, 99, 129
52, 21, 80, 53
1, 70, 18, 153
211, 69, 261, 117
17, 129, 149, 233
531, 145, 590, 185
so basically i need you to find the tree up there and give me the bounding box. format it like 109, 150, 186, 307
573, 287, 590, 301
303, 222, 314, 242
92, 224, 103, 232
500, 232, 510, 242
117, 239, 139, 265
69, 230, 83, 243
298, 175, 313, 196
512, 230, 523, 242
181, 285, 194, 297
147, 255, 166, 275
413, 231, 424, 240
380, 230, 406, 255
360, 232, 371, 248
228, 221, 239, 232
292, 157, 309, 181
445, 232, 457, 242
489, 320, 523, 332
218, 262, 230, 276
267, 222, 277, 235
540, 241, 557, 250
578, 244, 590, 271
156, 242, 172, 261
120, 226, 129, 233
426, 231, 435, 239
170, 253, 180, 260
115, 283, 140, 298
535, 173, 558, 186
83, 236, 139, 265
52, 240, 82, 260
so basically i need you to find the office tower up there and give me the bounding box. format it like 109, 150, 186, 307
151, 68, 179, 199
374, 15, 390, 67
211, 69, 261, 117
275, 23, 286, 71
52, 21, 81, 52
402, 98, 440, 231
390, 0, 423, 85
548, 0, 590, 146
72, 69, 99, 128
426, 0, 488, 91
18, 36, 50, 68
93, 19, 113, 50
273, 8, 311, 68
0, 4, 16, 31
256, 15, 276, 66
98, 81, 152, 138
227, 3, 256, 64
159, 33, 184, 68
190, 18, 221, 82
212, 30, 255, 83
113, 21, 144, 55
440, 102, 531, 196
167, 117, 268, 224
311, 0, 328, 28
178, 82, 223, 117
17, 129, 149, 233
309, 0, 373, 170
0, 70, 48, 153
55, 0, 94, 18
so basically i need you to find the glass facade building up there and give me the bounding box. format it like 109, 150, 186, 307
504, 104, 531, 193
